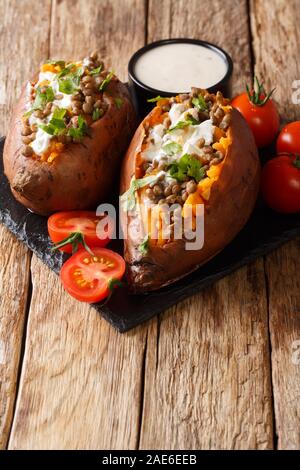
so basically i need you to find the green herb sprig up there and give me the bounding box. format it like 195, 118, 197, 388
168, 154, 205, 183
121, 174, 160, 211
138, 234, 150, 256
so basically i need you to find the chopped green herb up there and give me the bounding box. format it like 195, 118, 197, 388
192, 94, 208, 111
115, 97, 123, 109
168, 114, 200, 133
58, 66, 83, 94
92, 108, 103, 121
121, 174, 160, 211
68, 115, 88, 139
90, 65, 103, 75
168, 153, 205, 183
38, 108, 67, 135
139, 234, 150, 256
99, 70, 114, 92
45, 59, 66, 68
147, 95, 166, 103
24, 86, 55, 117
162, 141, 182, 156
57, 63, 76, 78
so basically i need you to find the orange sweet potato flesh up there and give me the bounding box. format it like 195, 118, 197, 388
120, 108, 260, 292
4, 78, 136, 215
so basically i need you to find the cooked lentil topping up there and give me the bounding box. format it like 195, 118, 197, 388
21, 52, 118, 162
122, 88, 232, 214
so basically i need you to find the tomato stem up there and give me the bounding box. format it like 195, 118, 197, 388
246, 75, 276, 106
52, 231, 94, 255
97, 278, 124, 306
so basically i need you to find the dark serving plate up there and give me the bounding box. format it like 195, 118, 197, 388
1, 137, 300, 332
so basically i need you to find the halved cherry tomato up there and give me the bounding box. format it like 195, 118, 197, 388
60, 247, 126, 303
231, 77, 279, 148
276, 121, 300, 155
261, 154, 300, 213
48, 211, 114, 253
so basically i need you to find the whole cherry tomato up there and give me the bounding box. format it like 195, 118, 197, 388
261, 154, 300, 213
232, 77, 280, 148
276, 121, 300, 154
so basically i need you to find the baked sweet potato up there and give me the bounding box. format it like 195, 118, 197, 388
4, 54, 136, 215
120, 89, 260, 292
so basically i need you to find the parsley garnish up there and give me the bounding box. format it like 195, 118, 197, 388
45, 59, 66, 68
168, 114, 200, 133
162, 142, 182, 156
99, 71, 114, 92
168, 154, 205, 183
23, 86, 55, 117
121, 174, 160, 211
92, 108, 103, 121
58, 66, 83, 94
68, 115, 87, 139
39, 108, 67, 135
147, 95, 166, 103
90, 65, 103, 75
139, 234, 150, 255
115, 97, 123, 109
192, 94, 208, 111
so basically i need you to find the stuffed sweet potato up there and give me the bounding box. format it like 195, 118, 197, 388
4, 53, 136, 215
120, 89, 260, 292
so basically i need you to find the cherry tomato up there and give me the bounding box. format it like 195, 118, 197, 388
231, 77, 279, 148
261, 154, 300, 213
60, 247, 126, 303
48, 211, 114, 253
276, 121, 300, 155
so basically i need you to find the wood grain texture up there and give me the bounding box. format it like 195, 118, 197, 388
140, 261, 273, 449
8, 0, 148, 450
265, 240, 300, 449
138, 0, 273, 450
50, 0, 145, 82
9, 257, 148, 449
251, 0, 300, 449
0, 0, 51, 448
147, 0, 252, 94
0, 226, 30, 449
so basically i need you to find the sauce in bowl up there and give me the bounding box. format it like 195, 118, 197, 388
134, 43, 228, 93
128, 38, 233, 117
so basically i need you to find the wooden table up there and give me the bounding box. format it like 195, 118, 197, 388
0, 0, 299, 450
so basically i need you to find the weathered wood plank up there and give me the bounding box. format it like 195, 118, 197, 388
251, 0, 300, 449
8, 0, 148, 450
0, 0, 51, 448
147, 0, 252, 95
139, 0, 274, 450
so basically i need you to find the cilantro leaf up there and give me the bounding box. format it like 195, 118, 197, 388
99, 71, 114, 92
23, 86, 55, 117
38, 108, 67, 135
139, 234, 150, 255
92, 108, 103, 121
162, 141, 182, 156
168, 154, 205, 183
90, 65, 103, 75
167, 114, 200, 133
192, 94, 208, 111
45, 59, 66, 68
58, 66, 83, 94
114, 97, 123, 109
147, 95, 166, 103
68, 115, 87, 139
121, 174, 160, 211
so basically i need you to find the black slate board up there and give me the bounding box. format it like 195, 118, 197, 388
1, 136, 300, 332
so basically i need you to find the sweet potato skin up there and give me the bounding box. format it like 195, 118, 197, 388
4, 79, 136, 215
120, 108, 261, 292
